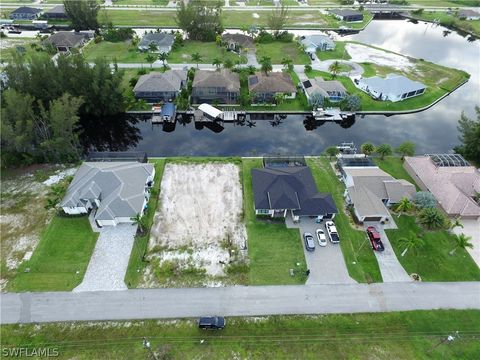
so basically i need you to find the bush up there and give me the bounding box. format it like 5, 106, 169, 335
414, 191, 437, 209
275, 31, 293, 42
418, 207, 449, 230
341, 95, 362, 111
137, 68, 147, 75
102, 27, 134, 42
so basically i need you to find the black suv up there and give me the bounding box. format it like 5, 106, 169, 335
198, 316, 226, 330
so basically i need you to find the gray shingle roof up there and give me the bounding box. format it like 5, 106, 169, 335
45, 31, 87, 48
329, 9, 363, 17
11, 6, 42, 15
61, 162, 154, 221
133, 70, 187, 93
138, 33, 174, 52
359, 74, 425, 97
192, 69, 240, 92
303, 77, 347, 98
248, 72, 296, 94
221, 33, 254, 48
45, 4, 66, 15
300, 35, 334, 49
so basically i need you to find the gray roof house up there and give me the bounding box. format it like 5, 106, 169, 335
252, 166, 338, 219
302, 77, 347, 103
133, 70, 187, 103
43, 5, 68, 19
342, 167, 416, 223
44, 31, 88, 52
248, 72, 297, 103
191, 69, 240, 104
356, 74, 426, 102
458, 9, 480, 20
10, 6, 42, 20
300, 35, 335, 54
329, 9, 364, 22
61, 162, 155, 227
222, 33, 255, 52
138, 33, 175, 54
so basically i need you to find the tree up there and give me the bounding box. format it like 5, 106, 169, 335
131, 213, 148, 234
63, 0, 99, 31
274, 93, 286, 105
212, 57, 222, 69
396, 141, 416, 160
376, 143, 393, 160
399, 231, 425, 257
260, 56, 272, 76
418, 207, 448, 230
223, 58, 234, 70
191, 52, 202, 68
304, 64, 312, 73
148, 42, 158, 53
176, 0, 223, 42
131, 34, 140, 47
267, 2, 289, 37
328, 61, 341, 79
215, 34, 223, 47
394, 197, 414, 214
455, 106, 480, 164
414, 191, 437, 209
145, 53, 156, 68
360, 142, 375, 157
342, 95, 361, 111
449, 233, 473, 255
325, 146, 339, 160
450, 217, 464, 230
310, 93, 324, 109
281, 57, 293, 71
158, 52, 168, 69
240, 24, 249, 35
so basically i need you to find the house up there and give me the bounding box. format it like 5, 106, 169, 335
252, 166, 337, 220
133, 70, 188, 103
300, 35, 335, 55
356, 74, 426, 102
329, 9, 364, 22
404, 154, 480, 219
43, 4, 68, 20
44, 31, 88, 52
191, 69, 240, 104
458, 9, 480, 21
61, 162, 155, 227
9, 6, 42, 20
248, 72, 296, 103
222, 33, 254, 52
302, 77, 347, 103
341, 165, 416, 223
138, 33, 175, 54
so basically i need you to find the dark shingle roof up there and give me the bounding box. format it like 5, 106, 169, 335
11, 6, 42, 15
221, 33, 254, 48
45, 31, 87, 48
251, 166, 337, 216
248, 72, 296, 94
192, 69, 240, 92
329, 9, 363, 17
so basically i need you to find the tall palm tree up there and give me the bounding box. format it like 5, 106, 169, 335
145, 54, 156, 69
191, 52, 202, 68
148, 42, 158, 53
449, 233, 473, 255
158, 52, 168, 69
399, 231, 425, 257
131, 213, 147, 234
212, 57, 222, 70
260, 56, 272, 76
376, 143, 393, 160
281, 57, 293, 72
395, 197, 414, 215
328, 60, 341, 79
450, 217, 463, 230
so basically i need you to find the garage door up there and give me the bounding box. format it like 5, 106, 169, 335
363, 216, 383, 222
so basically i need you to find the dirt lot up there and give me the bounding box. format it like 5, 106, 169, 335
143, 163, 248, 287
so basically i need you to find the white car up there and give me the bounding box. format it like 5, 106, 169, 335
325, 221, 340, 244
316, 229, 327, 247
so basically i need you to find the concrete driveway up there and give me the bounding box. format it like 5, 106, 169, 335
364, 223, 412, 283
287, 216, 355, 285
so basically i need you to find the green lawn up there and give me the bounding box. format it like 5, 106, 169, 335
243, 159, 308, 285
2, 310, 479, 359
316, 41, 352, 61
307, 157, 383, 283
8, 216, 98, 292
386, 215, 480, 281
411, 10, 480, 37
256, 41, 311, 65
168, 41, 247, 65
82, 40, 146, 63
125, 159, 166, 288
374, 157, 420, 190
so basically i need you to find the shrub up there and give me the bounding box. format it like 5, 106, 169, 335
102, 27, 134, 42
414, 191, 437, 209
94, 35, 102, 44
418, 207, 449, 230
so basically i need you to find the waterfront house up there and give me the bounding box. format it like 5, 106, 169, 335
10, 6, 42, 20
133, 70, 188, 103
44, 31, 88, 52
43, 5, 68, 20
299, 35, 335, 55
191, 69, 240, 105
61, 162, 155, 227
404, 154, 480, 220
252, 166, 337, 220
222, 33, 255, 52
138, 32, 175, 54
302, 77, 347, 103
329, 9, 364, 22
248, 72, 296, 103
458, 9, 480, 21
356, 74, 426, 102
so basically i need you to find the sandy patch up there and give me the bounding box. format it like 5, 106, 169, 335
252, 13, 260, 19
345, 43, 415, 72
43, 168, 77, 186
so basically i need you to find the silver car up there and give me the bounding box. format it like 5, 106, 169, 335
316, 229, 327, 247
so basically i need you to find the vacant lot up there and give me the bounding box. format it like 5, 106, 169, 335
143, 163, 248, 287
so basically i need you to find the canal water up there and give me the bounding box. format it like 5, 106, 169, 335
107, 20, 480, 156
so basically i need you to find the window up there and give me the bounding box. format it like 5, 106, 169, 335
256, 209, 271, 215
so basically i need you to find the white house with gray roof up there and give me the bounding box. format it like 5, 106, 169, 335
302, 77, 347, 103
133, 70, 187, 103
356, 74, 426, 102
138, 33, 175, 54
61, 162, 155, 227
299, 35, 335, 55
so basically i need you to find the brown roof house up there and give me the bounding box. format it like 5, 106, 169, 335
133, 70, 188, 103
45, 31, 88, 52
191, 69, 240, 105
404, 154, 480, 219
248, 71, 296, 104
302, 77, 347, 104
222, 33, 255, 53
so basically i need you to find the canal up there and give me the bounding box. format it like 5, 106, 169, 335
101, 19, 480, 156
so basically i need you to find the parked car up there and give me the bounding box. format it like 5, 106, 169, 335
303, 232, 315, 251
325, 221, 340, 244
366, 226, 385, 252
198, 316, 225, 330
316, 229, 327, 247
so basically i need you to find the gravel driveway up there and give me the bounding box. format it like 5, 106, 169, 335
74, 224, 137, 292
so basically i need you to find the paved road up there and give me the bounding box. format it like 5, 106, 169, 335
1, 282, 479, 324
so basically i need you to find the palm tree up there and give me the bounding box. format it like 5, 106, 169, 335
223, 58, 234, 70
131, 213, 148, 234
148, 42, 158, 53
399, 231, 425, 257
360, 142, 375, 157
328, 60, 341, 79
247, 65, 256, 75
240, 24, 249, 35
395, 197, 414, 215
418, 208, 447, 230
260, 56, 272, 76
131, 34, 140, 47
273, 92, 286, 105
212, 57, 222, 70
449, 233, 473, 255
450, 217, 463, 230
281, 57, 293, 72
376, 143, 393, 160
191, 52, 202, 68
325, 146, 339, 160
145, 54, 156, 69
158, 52, 168, 69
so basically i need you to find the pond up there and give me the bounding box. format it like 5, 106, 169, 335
94, 20, 480, 156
